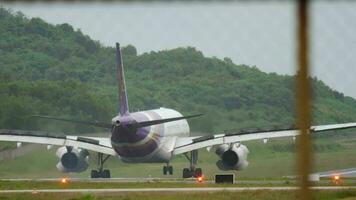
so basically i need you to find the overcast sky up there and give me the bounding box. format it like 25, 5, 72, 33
3, 1, 356, 98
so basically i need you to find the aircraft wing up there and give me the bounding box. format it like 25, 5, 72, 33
0, 129, 116, 156
316, 168, 356, 178
173, 122, 356, 155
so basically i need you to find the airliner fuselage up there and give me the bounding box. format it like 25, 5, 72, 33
110, 108, 190, 163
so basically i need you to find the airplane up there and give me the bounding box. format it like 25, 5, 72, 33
1, 42, 356, 179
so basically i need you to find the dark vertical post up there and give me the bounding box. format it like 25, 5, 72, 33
296, 0, 311, 199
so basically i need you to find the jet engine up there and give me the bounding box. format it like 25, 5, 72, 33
56, 146, 89, 173
215, 143, 249, 171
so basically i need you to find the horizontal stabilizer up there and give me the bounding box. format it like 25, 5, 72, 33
33, 114, 202, 130
32, 115, 112, 129
128, 114, 203, 129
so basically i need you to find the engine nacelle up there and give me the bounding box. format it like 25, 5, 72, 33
56, 146, 89, 173
215, 143, 249, 171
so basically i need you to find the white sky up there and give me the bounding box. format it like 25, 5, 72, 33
2, 1, 356, 98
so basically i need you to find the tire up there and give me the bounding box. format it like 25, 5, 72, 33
103, 169, 111, 178
168, 166, 173, 175
194, 168, 203, 178
91, 170, 99, 178
163, 166, 168, 175
183, 168, 191, 178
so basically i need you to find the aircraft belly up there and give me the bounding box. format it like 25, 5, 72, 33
115, 138, 173, 163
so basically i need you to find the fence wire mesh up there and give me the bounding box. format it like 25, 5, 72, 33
1, 1, 356, 198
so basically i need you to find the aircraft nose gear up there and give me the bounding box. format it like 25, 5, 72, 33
163, 164, 173, 175
91, 153, 111, 178
182, 150, 203, 178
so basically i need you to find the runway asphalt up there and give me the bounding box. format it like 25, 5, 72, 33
0, 177, 302, 185
1, 186, 356, 194
0, 177, 190, 182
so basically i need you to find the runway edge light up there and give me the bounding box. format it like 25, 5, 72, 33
197, 175, 204, 183
60, 177, 69, 184
332, 174, 341, 184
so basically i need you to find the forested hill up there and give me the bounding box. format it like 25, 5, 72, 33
1, 8, 356, 134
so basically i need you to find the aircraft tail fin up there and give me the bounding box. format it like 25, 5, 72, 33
116, 42, 130, 116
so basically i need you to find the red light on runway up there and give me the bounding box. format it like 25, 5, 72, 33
197, 175, 204, 183
60, 177, 69, 184
333, 175, 340, 181
332, 174, 341, 184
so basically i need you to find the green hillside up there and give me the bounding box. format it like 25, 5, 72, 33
1, 7, 356, 134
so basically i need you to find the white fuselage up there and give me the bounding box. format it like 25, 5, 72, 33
111, 108, 190, 163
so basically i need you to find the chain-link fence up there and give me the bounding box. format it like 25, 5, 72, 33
1, 0, 356, 199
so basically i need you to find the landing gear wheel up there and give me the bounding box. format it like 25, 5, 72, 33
163, 165, 173, 175
102, 169, 111, 178
194, 168, 202, 178
91, 170, 100, 178
183, 168, 192, 178
168, 166, 173, 175
91, 169, 111, 178
163, 166, 168, 175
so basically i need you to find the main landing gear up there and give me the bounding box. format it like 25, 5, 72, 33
162, 150, 203, 178
183, 150, 203, 178
91, 153, 111, 178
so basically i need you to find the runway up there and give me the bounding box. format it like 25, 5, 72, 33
4, 177, 356, 185
1, 186, 356, 194
0, 177, 194, 183
0, 177, 303, 186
